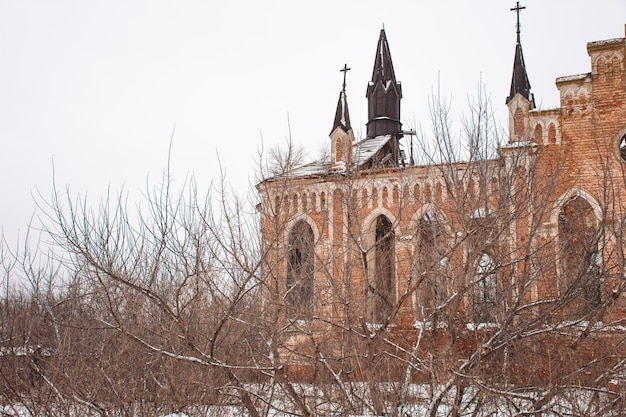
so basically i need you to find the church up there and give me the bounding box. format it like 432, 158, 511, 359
256, 8, 626, 388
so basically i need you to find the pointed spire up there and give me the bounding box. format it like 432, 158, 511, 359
506, 2, 534, 106
329, 64, 354, 172
331, 64, 352, 134
366, 28, 402, 139
331, 90, 351, 134
371, 28, 397, 86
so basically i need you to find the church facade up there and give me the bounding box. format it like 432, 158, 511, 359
256, 20, 626, 387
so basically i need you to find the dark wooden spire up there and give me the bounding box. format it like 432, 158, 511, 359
366, 29, 402, 138
370, 29, 397, 87
331, 64, 352, 134
506, 2, 534, 107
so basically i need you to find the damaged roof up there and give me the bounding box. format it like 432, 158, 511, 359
268, 135, 392, 180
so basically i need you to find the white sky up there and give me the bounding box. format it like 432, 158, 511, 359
1, 1, 625, 245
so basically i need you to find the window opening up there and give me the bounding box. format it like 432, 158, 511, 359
416, 214, 446, 321
286, 221, 315, 318
370, 215, 395, 322
558, 196, 601, 313
473, 253, 497, 323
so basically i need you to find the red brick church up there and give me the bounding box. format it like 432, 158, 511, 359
256, 8, 626, 390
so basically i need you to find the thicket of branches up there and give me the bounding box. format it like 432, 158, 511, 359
2, 93, 626, 417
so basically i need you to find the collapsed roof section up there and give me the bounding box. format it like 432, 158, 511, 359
271, 135, 395, 180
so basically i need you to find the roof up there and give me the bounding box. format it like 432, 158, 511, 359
555, 73, 591, 84
353, 135, 391, 167
370, 29, 397, 87
506, 36, 533, 105
587, 37, 626, 51
266, 135, 393, 181
331, 89, 351, 134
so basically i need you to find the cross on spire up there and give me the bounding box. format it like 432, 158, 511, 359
340, 63, 351, 93
506, 1, 533, 108
331, 63, 352, 134
511, 1, 525, 41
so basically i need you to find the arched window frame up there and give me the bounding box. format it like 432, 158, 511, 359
411, 206, 451, 323
363, 209, 398, 324
285, 219, 316, 319
553, 190, 603, 313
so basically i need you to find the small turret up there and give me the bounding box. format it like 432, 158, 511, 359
505, 14, 534, 106
506, 2, 535, 142
329, 64, 354, 173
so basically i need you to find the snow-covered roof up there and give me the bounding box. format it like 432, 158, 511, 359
352, 135, 391, 167
267, 135, 393, 181
501, 140, 537, 149
556, 73, 591, 84
282, 160, 331, 178
587, 37, 626, 49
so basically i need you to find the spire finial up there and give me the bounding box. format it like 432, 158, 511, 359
366, 28, 402, 138
506, 1, 534, 108
511, 1, 525, 42
340, 63, 351, 94
331, 64, 352, 134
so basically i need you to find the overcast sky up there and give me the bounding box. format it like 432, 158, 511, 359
1, 1, 625, 245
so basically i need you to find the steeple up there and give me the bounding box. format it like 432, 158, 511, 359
506, 2, 534, 108
329, 64, 354, 172
366, 28, 402, 138
331, 64, 352, 134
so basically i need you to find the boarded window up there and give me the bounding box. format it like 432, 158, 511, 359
286, 221, 315, 318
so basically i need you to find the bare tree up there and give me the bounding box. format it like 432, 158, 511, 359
1, 84, 626, 417
251, 86, 626, 416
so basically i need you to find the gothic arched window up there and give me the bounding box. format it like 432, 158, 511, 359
415, 213, 446, 321
473, 253, 497, 323
558, 196, 601, 313
369, 215, 395, 323
286, 221, 315, 318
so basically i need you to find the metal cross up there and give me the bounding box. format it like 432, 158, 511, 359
340, 63, 351, 93
511, 1, 526, 38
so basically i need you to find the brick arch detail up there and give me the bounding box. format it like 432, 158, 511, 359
362, 207, 400, 239
549, 187, 602, 232
284, 213, 321, 245
594, 52, 624, 69
575, 86, 590, 97
547, 121, 559, 144
595, 55, 608, 76
409, 203, 452, 237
